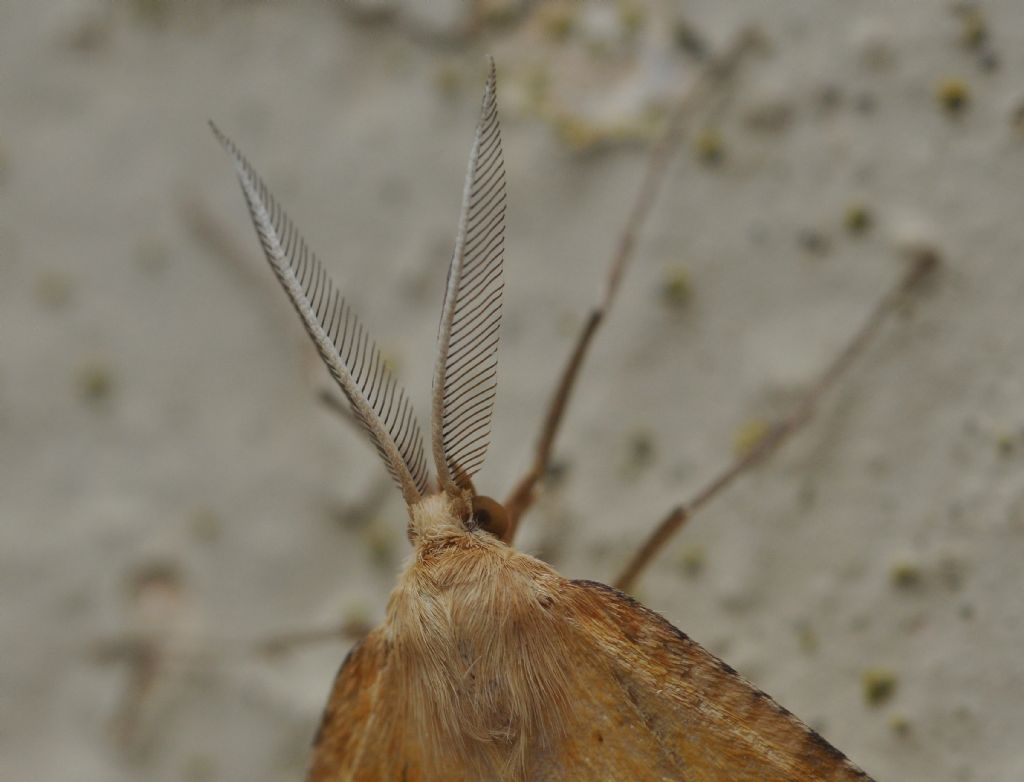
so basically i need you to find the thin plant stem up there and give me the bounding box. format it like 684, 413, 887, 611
613, 251, 939, 592
503, 29, 762, 540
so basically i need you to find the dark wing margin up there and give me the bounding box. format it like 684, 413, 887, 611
431, 58, 506, 492
541, 579, 878, 782
211, 123, 430, 504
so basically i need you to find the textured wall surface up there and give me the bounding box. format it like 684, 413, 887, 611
2, 2, 1023, 780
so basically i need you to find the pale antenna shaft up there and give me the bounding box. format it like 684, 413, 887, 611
211, 122, 430, 504
432, 58, 506, 491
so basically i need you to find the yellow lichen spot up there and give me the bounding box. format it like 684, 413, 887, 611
378, 348, 402, 376
618, 0, 645, 35
890, 561, 923, 589
996, 432, 1016, 457
661, 265, 692, 309
693, 128, 724, 165
862, 668, 898, 707
539, 4, 574, 41
889, 714, 912, 737
555, 115, 602, 153
844, 203, 872, 234
936, 78, 970, 114
733, 418, 770, 457
959, 9, 988, 50
676, 545, 705, 578
77, 361, 114, 403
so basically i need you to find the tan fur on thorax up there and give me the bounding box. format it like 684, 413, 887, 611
382, 493, 575, 780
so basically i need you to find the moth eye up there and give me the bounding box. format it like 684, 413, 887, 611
470, 495, 509, 540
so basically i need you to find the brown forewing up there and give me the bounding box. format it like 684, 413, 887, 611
308, 576, 873, 782
533, 580, 874, 781
307, 630, 432, 781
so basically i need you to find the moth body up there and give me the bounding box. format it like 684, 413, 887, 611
309, 495, 871, 781
379, 493, 574, 778
213, 59, 876, 782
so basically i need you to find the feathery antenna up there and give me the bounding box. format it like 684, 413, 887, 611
431, 59, 506, 493
211, 122, 430, 505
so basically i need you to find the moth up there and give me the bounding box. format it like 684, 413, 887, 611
212, 61, 874, 781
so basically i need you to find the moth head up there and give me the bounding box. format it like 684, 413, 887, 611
468, 494, 509, 540
213, 58, 506, 542
406, 488, 509, 542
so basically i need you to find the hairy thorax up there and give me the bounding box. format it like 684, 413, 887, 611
380, 494, 574, 779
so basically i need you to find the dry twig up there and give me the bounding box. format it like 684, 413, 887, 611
613, 251, 939, 592
503, 29, 763, 540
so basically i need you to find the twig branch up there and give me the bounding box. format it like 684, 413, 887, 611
503, 29, 762, 540
613, 250, 939, 592
252, 619, 373, 657
91, 617, 372, 671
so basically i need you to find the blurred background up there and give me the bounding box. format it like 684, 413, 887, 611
3, 1, 1024, 780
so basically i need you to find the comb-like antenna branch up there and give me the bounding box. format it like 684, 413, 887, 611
432, 58, 506, 493
211, 123, 430, 505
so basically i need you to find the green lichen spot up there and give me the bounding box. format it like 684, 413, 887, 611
890, 561, 923, 590
844, 204, 872, 235
936, 78, 970, 114
693, 128, 724, 165
733, 418, 770, 457
77, 362, 114, 403
862, 668, 898, 707
676, 545, 705, 578
661, 265, 692, 309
